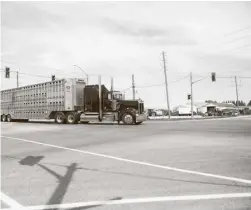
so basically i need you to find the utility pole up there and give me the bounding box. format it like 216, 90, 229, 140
132, 74, 136, 100
190, 72, 194, 119
235, 76, 239, 110
162, 51, 171, 119
16, 71, 19, 88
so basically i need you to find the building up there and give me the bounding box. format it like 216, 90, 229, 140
197, 102, 237, 115
197, 103, 217, 114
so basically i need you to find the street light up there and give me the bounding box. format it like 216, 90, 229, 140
190, 73, 209, 119
73, 65, 89, 84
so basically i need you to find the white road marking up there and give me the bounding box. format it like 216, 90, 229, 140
0, 192, 23, 208
1, 135, 251, 185
2, 192, 251, 210
148, 116, 251, 123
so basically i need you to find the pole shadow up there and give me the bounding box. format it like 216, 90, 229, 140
14, 155, 122, 210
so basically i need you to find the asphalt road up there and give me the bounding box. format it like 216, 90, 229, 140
1, 116, 251, 210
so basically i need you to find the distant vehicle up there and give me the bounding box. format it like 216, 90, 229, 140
221, 109, 239, 116
147, 109, 163, 117
1, 77, 146, 125
173, 105, 197, 116
178, 107, 191, 116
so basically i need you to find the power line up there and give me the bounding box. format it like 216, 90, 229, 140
0, 69, 50, 79
18, 72, 50, 78
137, 83, 165, 88
192, 26, 251, 57
224, 25, 251, 36
239, 76, 251, 79
230, 44, 251, 51
0, 60, 66, 72
136, 76, 190, 89
224, 35, 251, 44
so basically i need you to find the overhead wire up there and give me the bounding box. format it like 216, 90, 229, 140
224, 35, 251, 44
135, 75, 190, 89
191, 25, 251, 60
0, 69, 50, 79
1, 25, 251, 89
224, 25, 251, 36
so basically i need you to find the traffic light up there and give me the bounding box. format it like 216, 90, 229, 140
188, 94, 191, 100
19, 156, 44, 166
52, 75, 55, 81
211, 72, 216, 82
5, 67, 10, 78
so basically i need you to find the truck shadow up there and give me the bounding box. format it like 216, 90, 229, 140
10, 120, 142, 126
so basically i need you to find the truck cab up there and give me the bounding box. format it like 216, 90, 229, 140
80, 83, 146, 125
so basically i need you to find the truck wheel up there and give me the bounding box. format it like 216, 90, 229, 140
122, 113, 135, 125
2, 115, 6, 122
55, 112, 66, 124
7, 114, 12, 122
66, 112, 78, 124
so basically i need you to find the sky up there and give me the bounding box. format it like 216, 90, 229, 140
1, 1, 251, 109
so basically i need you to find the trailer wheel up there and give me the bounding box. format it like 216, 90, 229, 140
66, 112, 78, 124
2, 115, 6, 122
55, 112, 66, 124
136, 122, 142, 125
122, 113, 135, 125
7, 114, 12, 122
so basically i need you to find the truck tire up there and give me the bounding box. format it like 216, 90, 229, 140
136, 122, 143, 125
122, 113, 135, 125
55, 112, 66, 124
66, 112, 78, 124
7, 114, 12, 122
2, 115, 6, 122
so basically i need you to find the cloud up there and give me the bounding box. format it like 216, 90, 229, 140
100, 18, 198, 46
1, 2, 64, 30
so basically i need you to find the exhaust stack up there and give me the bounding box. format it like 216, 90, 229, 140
98, 75, 102, 121
111, 77, 114, 99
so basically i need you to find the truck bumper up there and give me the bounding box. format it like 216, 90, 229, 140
135, 113, 147, 122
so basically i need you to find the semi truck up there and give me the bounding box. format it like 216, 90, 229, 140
1, 76, 146, 125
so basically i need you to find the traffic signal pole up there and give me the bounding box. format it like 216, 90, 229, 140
190, 73, 209, 119
190, 72, 194, 119
235, 76, 239, 110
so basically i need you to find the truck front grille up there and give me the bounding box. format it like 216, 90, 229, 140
139, 103, 144, 114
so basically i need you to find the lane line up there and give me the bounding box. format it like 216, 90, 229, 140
147, 116, 251, 123
2, 135, 251, 185
0, 192, 23, 208
1, 192, 251, 210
